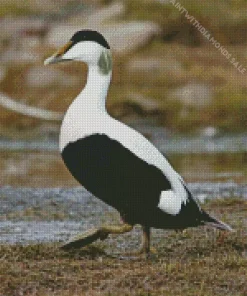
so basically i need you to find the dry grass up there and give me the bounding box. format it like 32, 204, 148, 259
0, 199, 246, 296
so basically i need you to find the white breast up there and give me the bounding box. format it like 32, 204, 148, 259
59, 103, 104, 152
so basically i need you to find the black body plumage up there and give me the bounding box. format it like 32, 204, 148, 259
61, 134, 204, 229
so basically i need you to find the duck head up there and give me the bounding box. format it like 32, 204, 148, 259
44, 30, 112, 74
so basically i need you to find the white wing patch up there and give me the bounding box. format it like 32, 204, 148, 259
158, 189, 187, 215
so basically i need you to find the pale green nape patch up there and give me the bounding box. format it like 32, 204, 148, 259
98, 50, 112, 75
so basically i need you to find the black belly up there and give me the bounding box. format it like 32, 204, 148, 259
61, 134, 173, 225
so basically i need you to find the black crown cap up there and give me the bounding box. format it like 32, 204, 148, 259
70, 30, 110, 49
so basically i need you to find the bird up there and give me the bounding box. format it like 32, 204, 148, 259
44, 30, 233, 256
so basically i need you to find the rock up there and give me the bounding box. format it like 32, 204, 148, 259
45, 25, 76, 47
0, 16, 46, 40
200, 126, 219, 138
168, 83, 214, 107
0, 17, 47, 65
127, 58, 164, 72
25, 66, 80, 88
125, 92, 161, 113
46, 2, 160, 54
156, 0, 172, 4
46, 2, 124, 47
104, 21, 161, 54
69, 1, 125, 26
127, 57, 183, 75
46, 21, 161, 54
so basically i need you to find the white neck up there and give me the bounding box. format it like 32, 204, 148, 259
59, 64, 112, 151
77, 65, 111, 112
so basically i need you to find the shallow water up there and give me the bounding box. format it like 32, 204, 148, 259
0, 184, 246, 244
0, 220, 83, 244
0, 133, 247, 153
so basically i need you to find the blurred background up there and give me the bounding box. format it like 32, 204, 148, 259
1, 2, 247, 292
0, 1, 246, 197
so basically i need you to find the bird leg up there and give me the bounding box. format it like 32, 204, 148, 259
123, 225, 156, 257
61, 223, 133, 250
100, 223, 134, 235
140, 225, 151, 254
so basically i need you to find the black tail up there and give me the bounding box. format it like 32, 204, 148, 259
201, 210, 234, 232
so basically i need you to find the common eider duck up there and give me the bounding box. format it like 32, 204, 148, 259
44, 30, 233, 255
